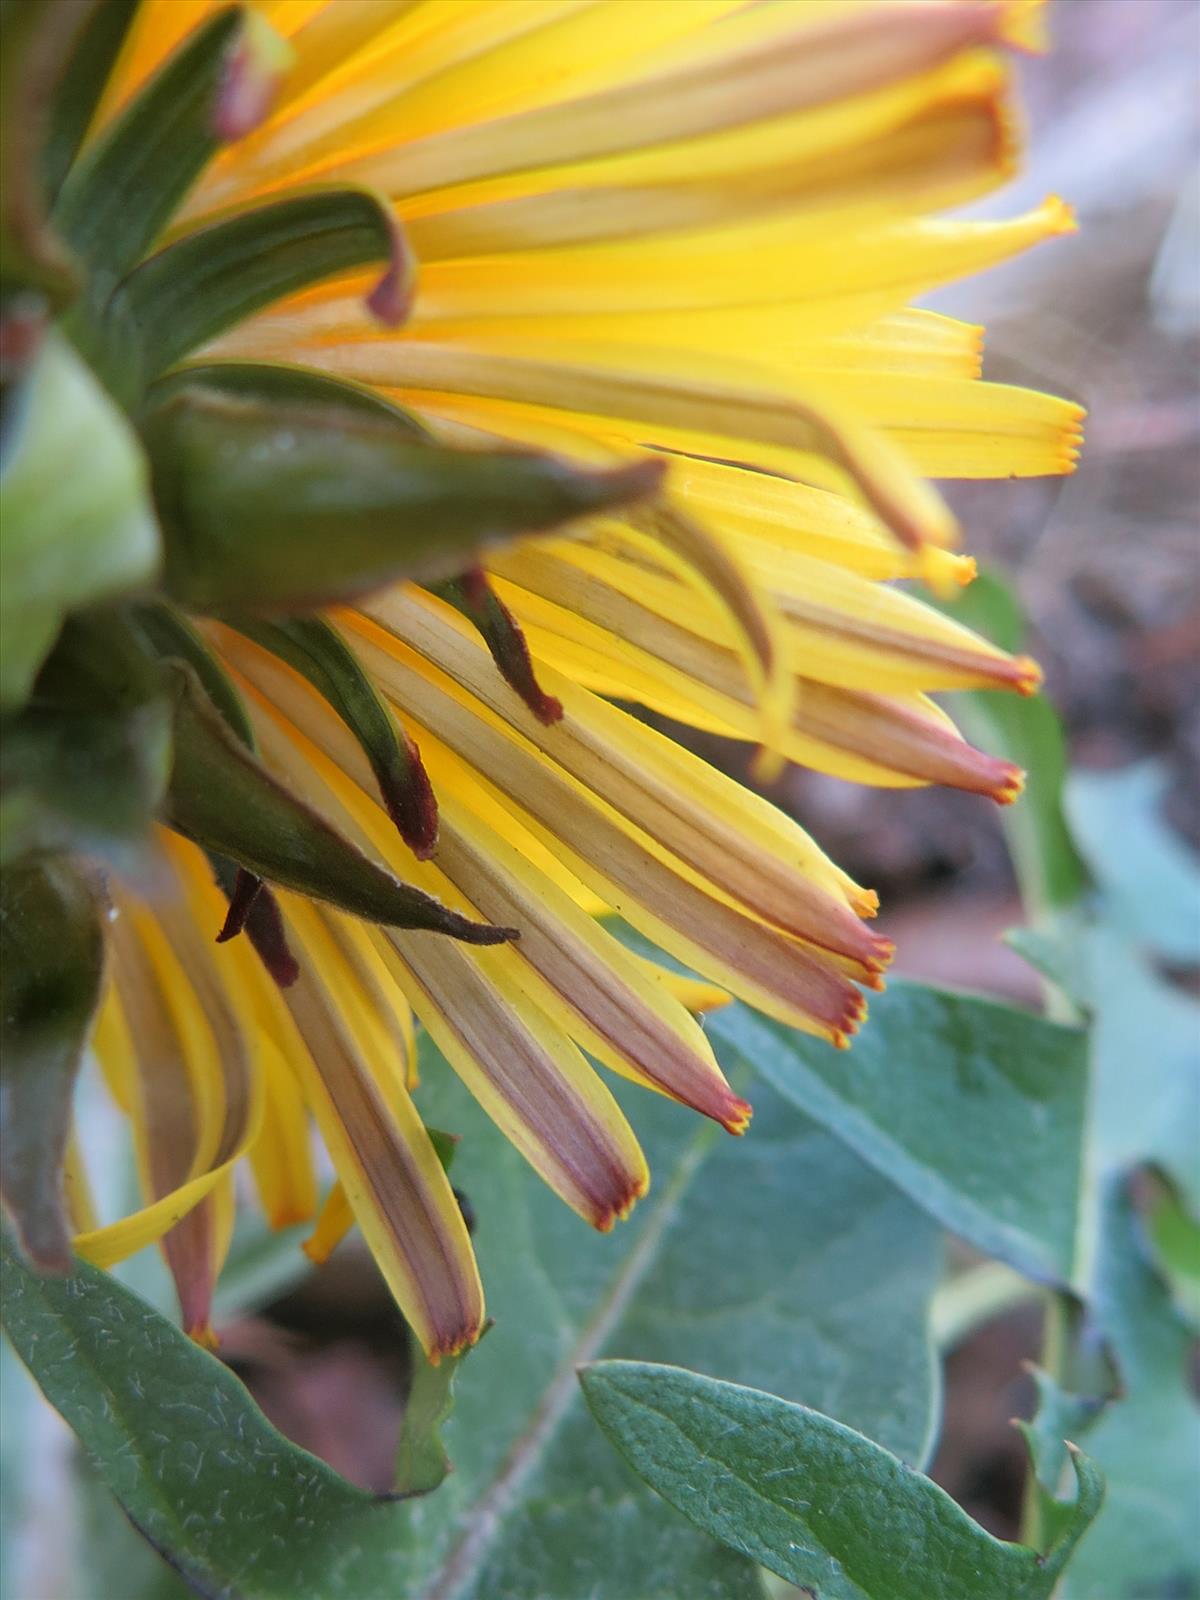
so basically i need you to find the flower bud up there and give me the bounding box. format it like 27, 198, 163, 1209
143, 383, 664, 614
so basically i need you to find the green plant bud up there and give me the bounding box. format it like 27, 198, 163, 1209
0, 854, 104, 1270
149, 357, 435, 433
105, 188, 414, 395
143, 384, 664, 613
165, 661, 515, 946
0, 331, 159, 710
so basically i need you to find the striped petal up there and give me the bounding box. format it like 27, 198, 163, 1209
265, 898, 484, 1360
80, 851, 264, 1343
229, 672, 655, 1228
219, 623, 870, 1042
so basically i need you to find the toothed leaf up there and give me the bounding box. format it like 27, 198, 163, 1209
580, 1361, 1103, 1600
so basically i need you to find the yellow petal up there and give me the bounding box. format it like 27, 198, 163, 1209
304, 1179, 356, 1266
269, 908, 484, 1361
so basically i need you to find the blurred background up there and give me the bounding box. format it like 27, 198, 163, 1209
3, 1, 1197, 1591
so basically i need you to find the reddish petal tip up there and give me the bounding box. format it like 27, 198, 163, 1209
215, 867, 263, 943
592, 1171, 650, 1232
1014, 655, 1044, 696
364, 207, 418, 327
212, 14, 290, 142
722, 1097, 754, 1135
365, 240, 417, 328
380, 747, 440, 860
993, 764, 1027, 806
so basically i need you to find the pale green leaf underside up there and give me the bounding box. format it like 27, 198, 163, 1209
711, 980, 1088, 1286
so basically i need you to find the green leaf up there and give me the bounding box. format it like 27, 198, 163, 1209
1142, 1173, 1200, 1329
2, 1052, 944, 1599
580, 1362, 1102, 1600
1017, 911, 1200, 1214
229, 614, 437, 857
0, 331, 159, 709
142, 382, 663, 611
395, 1340, 471, 1499
402, 1059, 943, 1600
710, 979, 1088, 1285
0, 858, 103, 1270
0, 1230, 387, 1599
107, 188, 412, 388
964, 689, 1087, 915
1015, 1344, 1116, 1570
1064, 761, 1200, 965
165, 661, 513, 945
40, 0, 139, 204
52, 7, 254, 293
1005, 883, 1199, 1597
75, 1467, 195, 1600
1054, 1180, 1200, 1600
929, 570, 1087, 914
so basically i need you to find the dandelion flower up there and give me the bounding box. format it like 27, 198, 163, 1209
1, 0, 1081, 1360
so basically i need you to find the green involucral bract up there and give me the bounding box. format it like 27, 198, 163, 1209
164, 661, 512, 946
0, 856, 104, 1270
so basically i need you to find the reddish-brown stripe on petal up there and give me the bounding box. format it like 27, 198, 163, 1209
280, 957, 484, 1361
222, 622, 868, 1039
431, 821, 754, 1135
793, 683, 1027, 804
392, 934, 650, 1232
108, 912, 228, 1344
356, 591, 889, 974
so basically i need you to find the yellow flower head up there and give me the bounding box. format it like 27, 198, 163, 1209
43, 0, 1079, 1359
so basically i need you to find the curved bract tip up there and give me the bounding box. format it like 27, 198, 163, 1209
212, 12, 291, 143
